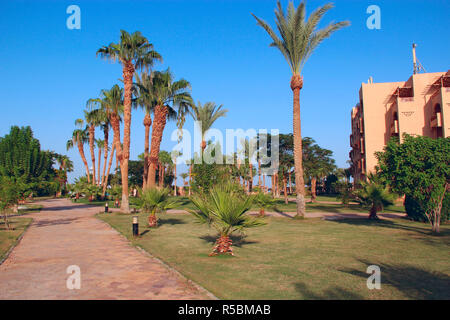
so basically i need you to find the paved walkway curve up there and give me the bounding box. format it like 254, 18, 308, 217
0, 198, 210, 300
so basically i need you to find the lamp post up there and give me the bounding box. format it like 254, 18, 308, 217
104, 202, 109, 213
132, 216, 139, 237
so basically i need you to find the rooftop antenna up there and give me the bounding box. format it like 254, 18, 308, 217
412, 43, 426, 74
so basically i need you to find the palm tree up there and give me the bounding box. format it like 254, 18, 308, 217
95, 139, 104, 185
55, 154, 74, 195
146, 70, 193, 188
97, 30, 162, 212
67, 121, 91, 183
252, 1, 349, 218
254, 192, 277, 216
84, 110, 103, 185
181, 172, 189, 187
138, 188, 178, 227
190, 101, 227, 154
189, 184, 265, 256
354, 178, 395, 219
87, 85, 124, 199
135, 72, 155, 189
171, 150, 182, 196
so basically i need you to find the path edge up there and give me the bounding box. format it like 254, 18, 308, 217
96, 213, 219, 300
0, 218, 33, 266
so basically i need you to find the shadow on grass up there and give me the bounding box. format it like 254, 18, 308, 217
339, 259, 450, 299
199, 234, 259, 248
330, 218, 450, 237
158, 218, 187, 226
306, 204, 342, 214
294, 282, 364, 300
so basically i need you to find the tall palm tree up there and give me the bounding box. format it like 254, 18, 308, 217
171, 150, 182, 196
83, 110, 102, 185
67, 121, 90, 183
135, 71, 155, 189
252, 1, 349, 217
87, 85, 124, 199
146, 69, 193, 188
190, 101, 227, 154
95, 139, 104, 185
97, 30, 162, 212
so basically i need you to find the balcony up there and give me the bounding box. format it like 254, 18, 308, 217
359, 118, 364, 133
430, 112, 442, 128
360, 138, 365, 154
396, 87, 414, 98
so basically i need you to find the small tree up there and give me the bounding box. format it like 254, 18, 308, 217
354, 179, 395, 219
254, 192, 277, 216
189, 184, 265, 256
376, 135, 449, 233
0, 177, 21, 230
137, 188, 178, 227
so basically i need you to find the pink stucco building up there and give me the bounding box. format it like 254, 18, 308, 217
350, 70, 450, 183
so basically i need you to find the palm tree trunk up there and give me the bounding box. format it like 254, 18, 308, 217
97, 147, 102, 185
249, 163, 253, 193
258, 159, 261, 188
188, 163, 192, 196
263, 174, 266, 193
369, 204, 379, 220
77, 139, 91, 183
120, 61, 135, 213
102, 143, 115, 197
147, 105, 168, 188
89, 124, 96, 185
101, 127, 109, 187
311, 177, 317, 203
291, 74, 306, 218
173, 164, 177, 196
288, 171, 292, 194
143, 114, 152, 190
283, 175, 288, 204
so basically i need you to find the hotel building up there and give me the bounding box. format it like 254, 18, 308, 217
350, 70, 450, 183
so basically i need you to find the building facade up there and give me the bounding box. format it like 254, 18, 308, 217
350, 71, 450, 183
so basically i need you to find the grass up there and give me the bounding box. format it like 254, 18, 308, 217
98, 211, 449, 299
0, 217, 33, 262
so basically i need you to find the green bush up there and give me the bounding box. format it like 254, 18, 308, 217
405, 195, 449, 222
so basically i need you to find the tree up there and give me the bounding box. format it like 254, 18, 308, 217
87, 85, 124, 197
171, 150, 182, 196
0, 177, 21, 230
0, 126, 56, 197
189, 184, 265, 256
55, 154, 74, 196
95, 139, 104, 185
190, 101, 227, 154
97, 30, 162, 212
354, 177, 395, 220
254, 192, 277, 216
83, 110, 101, 185
302, 137, 336, 201
145, 69, 193, 188
137, 188, 178, 227
135, 71, 155, 189
252, 1, 349, 218
376, 135, 450, 233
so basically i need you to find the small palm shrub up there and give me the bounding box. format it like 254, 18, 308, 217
109, 185, 122, 207
254, 192, 277, 216
335, 181, 353, 207
189, 184, 266, 256
137, 188, 178, 227
354, 181, 395, 219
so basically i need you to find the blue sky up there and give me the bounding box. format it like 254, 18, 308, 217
0, 0, 449, 182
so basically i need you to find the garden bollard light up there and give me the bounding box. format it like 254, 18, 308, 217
104, 202, 109, 213
132, 216, 139, 237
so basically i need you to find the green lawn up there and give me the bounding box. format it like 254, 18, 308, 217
0, 218, 33, 261
98, 212, 449, 299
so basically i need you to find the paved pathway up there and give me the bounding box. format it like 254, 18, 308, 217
0, 198, 210, 300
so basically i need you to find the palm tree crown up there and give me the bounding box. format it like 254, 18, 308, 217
252, 0, 349, 74
190, 101, 228, 142
96, 30, 162, 71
